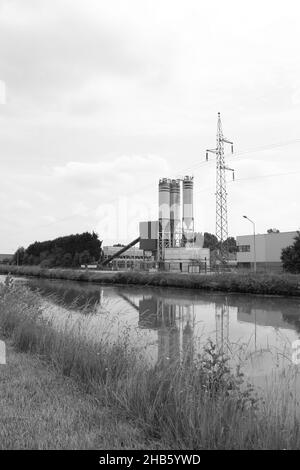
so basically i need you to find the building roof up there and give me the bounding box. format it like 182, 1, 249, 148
237, 230, 298, 239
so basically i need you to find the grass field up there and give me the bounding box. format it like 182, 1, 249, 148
1, 276, 300, 449
0, 342, 159, 450
0, 264, 300, 297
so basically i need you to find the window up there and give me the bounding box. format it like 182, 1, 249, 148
238, 245, 251, 252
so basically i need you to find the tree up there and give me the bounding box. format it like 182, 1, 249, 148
203, 232, 237, 254
40, 258, 55, 268
27, 254, 38, 265
13, 246, 25, 265
203, 233, 220, 251
22, 232, 102, 267
79, 250, 91, 266
72, 252, 80, 267
62, 252, 73, 267
281, 232, 300, 273
224, 237, 238, 253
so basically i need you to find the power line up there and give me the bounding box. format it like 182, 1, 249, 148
205, 112, 234, 258
228, 168, 300, 185
176, 137, 300, 175
192, 167, 300, 196
30, 137, 300, 232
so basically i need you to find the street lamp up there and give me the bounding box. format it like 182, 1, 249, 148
243, 215, 256, 273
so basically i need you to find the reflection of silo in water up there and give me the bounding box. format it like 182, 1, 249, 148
169, 305, 180, 362
138, 296, 196, 367
182, 176, 194, 245
138, 297, 158, 329
170, 179, 181, 247
182, 320, 194, 364
157, 299, 168, 365
215, 303, 229, 354
157, 302, 180, 366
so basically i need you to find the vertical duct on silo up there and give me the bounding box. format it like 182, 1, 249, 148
170, 179, 181, 247
158, 178, 171, 260
182, 175, 194, 245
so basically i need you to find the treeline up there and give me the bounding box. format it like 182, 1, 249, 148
12, 232, 102, 268
203, 233, 237, 253
281, 231, 300, 274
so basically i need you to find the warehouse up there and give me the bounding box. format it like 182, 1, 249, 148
237, 231, 297, 272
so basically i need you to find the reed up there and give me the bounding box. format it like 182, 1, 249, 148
1, 277, 300, 449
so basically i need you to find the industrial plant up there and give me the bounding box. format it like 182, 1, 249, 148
139, 175, 209, 271
101, 112, 231, 272
101, 174, 209, 272
100, 113, 297, 274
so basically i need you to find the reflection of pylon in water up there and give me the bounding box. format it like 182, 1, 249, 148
215, 300, 229, 354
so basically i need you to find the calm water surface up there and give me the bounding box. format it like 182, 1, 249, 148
2, 275, 300, 387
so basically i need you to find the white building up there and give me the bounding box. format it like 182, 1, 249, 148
236, 231, 298, 272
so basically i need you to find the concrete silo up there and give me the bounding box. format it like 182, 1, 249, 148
182, 175, 194, 245
158, 178, 171, 259
170, 179, 181, 247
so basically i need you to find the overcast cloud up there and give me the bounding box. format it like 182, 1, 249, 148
0, 0, 299, 252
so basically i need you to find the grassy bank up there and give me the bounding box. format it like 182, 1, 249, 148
1, 277, 300, 449
0, 342, 157, 449
1, 263, 300, 296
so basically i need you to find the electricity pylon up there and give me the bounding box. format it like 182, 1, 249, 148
206, 113, 234, 260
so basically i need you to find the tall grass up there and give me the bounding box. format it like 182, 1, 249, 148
1, 276, 300, 449
1, 264, 300, 296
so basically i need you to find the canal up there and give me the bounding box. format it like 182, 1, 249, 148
2, 275, 300, 391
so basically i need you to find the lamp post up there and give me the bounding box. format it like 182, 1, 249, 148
243, 215, 256, 273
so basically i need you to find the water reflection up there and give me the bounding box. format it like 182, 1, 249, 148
138, 296, 195, 366
28, 278, 105, 311
25, 277, 300, 377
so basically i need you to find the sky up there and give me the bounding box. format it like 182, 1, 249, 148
0, 0, 300, 252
